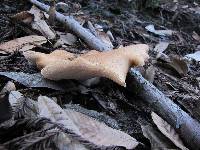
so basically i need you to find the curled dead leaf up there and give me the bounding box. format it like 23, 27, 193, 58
9, 91, 39, 118
12, 11, 34, 24
192, 31, 200, 42
98, 31, 113, 48
56, 132, 88, 150
0, 35, 47, 54
0, 82, 13, 123
141, 124, 177, 149
24, 44, 149, 86
145, 65, 156, 83
86, 22, 113, 48
38, 96, 139, 149
29, 6, 56, 39
153, 42, 169, 53
151, 112, 189, 150
145, 24, 174, 36
0, 81, 16, 96
168, 56, 188, 76
12, 6, 56, 39
54, 32, 77, 48
64, 104, 119, 129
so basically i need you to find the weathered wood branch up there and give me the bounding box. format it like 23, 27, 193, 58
127, 69, 200, 149
28, 0, 112, 51
28, 0, 200, 149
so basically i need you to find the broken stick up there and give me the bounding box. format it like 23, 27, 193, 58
28, 0, 112, 51
128, 69, 200, 149
28, 0, 200, 149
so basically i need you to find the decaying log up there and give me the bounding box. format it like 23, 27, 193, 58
28, 0, 112, 51
28, 0, 200, 149
128, 69, 200, 149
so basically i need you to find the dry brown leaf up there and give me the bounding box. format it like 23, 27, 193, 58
98, 31, 113, 48
141, 124, 177, 149
144, 65, 156, 83
38, 96, 138, 149
54, 32, 77, 48
168, 56, 188, 76
8, 91, 23, 106
106, 30, 115, 41
192, 31, 200, 42
0, 81, 16, 95
12, 11, 33, 24
87, 21, 98, 37
0, 35, 47, 54
12, 6, 56, 39
64, 104, 119, 129
37, 99, 89, 150
153, 42, 169, 53
29, 6, 56, 39
145, 25, 174, 36
87, 22, 113, 48
24, 44, 149, 86
9, 91, 39, 118
151, 112, 189, 150
0, 81, 16, 127
0, 89, 12, 125
56, 132, 88, 150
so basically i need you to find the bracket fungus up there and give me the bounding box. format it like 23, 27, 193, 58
24, 44, 149, 86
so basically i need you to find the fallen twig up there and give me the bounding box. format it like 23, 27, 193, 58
28, 0, 112, 51
128, 69, 200, 149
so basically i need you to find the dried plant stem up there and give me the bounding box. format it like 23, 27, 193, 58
28, 0, 112, 51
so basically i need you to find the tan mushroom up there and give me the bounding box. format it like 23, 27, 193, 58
24, 44, 149, 86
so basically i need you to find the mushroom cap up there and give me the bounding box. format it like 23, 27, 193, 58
23, 50, 75, 69
24, 44, 149, 86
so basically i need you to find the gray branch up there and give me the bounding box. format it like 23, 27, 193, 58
29, 0, 112, 51
128, 69, 200, 149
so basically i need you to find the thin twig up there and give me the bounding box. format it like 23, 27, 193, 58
29, 0, 113, 51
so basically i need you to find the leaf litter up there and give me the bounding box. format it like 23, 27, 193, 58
54, 32, 77, 48
0, 35, 47, 54
145, 24, 174, 37
38, 96, 139, 149
153, 41, 169, 53
151, 112, 189, 150
12, 6, 56, 39
0, 0, 200, 149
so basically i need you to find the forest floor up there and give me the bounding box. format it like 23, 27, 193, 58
0, 0, 200, 149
